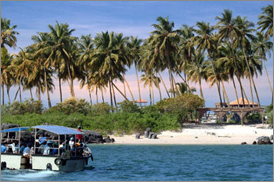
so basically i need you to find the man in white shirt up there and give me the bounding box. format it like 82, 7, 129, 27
23, 144, 31, 157
69, 137, 74, 149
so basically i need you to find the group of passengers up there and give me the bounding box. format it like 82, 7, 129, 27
1, 140, 34, 158
1, 126, 92, 158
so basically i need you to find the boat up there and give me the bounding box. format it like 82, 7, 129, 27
1, 125, 93, 172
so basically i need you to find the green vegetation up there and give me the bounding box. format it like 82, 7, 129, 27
1, 95, 203, 135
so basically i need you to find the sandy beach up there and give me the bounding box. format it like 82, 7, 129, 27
109, 124, 273, 145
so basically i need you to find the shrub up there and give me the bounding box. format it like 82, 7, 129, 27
118, 100, 140, 113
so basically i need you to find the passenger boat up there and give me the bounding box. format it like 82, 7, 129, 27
1, 125, 93, 172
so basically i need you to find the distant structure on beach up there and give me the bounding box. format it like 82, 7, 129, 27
229, 98, 259, 108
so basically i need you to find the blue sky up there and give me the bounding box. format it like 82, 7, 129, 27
1, 1, 273, 108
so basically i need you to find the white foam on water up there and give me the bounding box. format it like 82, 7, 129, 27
3, 170, 58, 181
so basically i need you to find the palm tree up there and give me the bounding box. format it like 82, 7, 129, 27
253, 32, 273, 102
235, 16, 260, 106
185, 52, 206, 100
90, 31, 129, 110
1, 18, 19, 48
148, 16, 180, 97
77, 34, 94, 104
194, 22, 224, 106
46, 21, 77, 98
127, 36, 143, 104
140, 71, 160, 105
1, 47, 14, 104
30, 32, 54, 107
258, 5, 273, 38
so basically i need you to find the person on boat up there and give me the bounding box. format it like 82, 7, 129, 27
38, 134, 47, 145
51, 143, 58, 156
23, 143, 31, 158
43, 141, 53, 155
9, 140, 19, 154
1, 142, 8, 153
76, 126, 83, 143
38, 141, 47, 154
19, 143, 26, 154
70, 144, 76, 157
69, 137, 74, 149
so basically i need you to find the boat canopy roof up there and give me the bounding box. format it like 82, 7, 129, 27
32, 125, 83, 135
1, 127, 30, 133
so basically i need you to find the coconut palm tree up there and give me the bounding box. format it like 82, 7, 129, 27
127, 36, 143, 104
1, 18, 19, 48
253, 32, 273, 101
148, 16, 180, 97
235, 16, 260, 106
46, 21, 77, 98
77, 34, 94, 104
140, 71, 160, 105
1, 47, 14, 104
194, 22, 224, 106
90, 31, 129, 110
258, 5, 273, 38
185, 52, 206, 100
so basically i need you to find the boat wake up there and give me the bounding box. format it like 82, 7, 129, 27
1, 169, 59, 181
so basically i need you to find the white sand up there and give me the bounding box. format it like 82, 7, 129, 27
109, 124, 273, 145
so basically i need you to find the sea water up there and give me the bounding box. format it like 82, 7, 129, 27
1, 145, 273, 181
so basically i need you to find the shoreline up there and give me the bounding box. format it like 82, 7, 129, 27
106, 124, 273, 145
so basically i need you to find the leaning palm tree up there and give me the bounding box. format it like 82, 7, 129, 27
148, 16, 180, 97
127, 36, 143, 104
253, 32, 273, 101
258, 5, 273, 38
1, 18, 19, 48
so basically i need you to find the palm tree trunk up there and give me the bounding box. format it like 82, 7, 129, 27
198, 79, 204, 100
151, 82, 154, 105
221, 80, 230, 107
236, 76, 246, 107
100, 88, 105, 103
7, 86, 10, 103
14, 87, 19, 101
172, 73, 179, 95
242, 48, 257, 107
251, 76, 261, 107
96, 86, 98, 104
112, 82, 129, 101
263, 59, 273, 101
176, 70, 191, 91
123, 76, 134, 101
44, 66, 51, 108
168, 68, 175, 97
248, 76, 254, 107
109, 80, 114, 112
88, 88, 92, 105
123, 73, 126, 97
156, 73, 162, 101
135, 64, 142, 106
232, 76, 240, 107
30, 88, 33, 100
2, 84, 4, 105
36, 84, 41, 101
66, 61, 75, 97
149, 83, 152, 105
217, 82, 223, 108
19, 83, 22, 102
159, 73, 170, 98
112, 82, 117, 108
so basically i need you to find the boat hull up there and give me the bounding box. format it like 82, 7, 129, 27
1, 154, 24, 169
32, 155, 89, 172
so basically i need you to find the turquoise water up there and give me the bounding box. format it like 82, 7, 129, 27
1, 145, 273, 181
